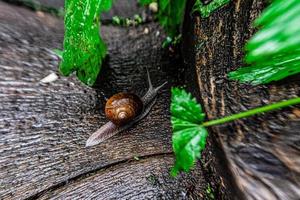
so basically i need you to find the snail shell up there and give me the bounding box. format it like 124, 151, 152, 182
105, 93, 143, 125
86, 68, 167, 147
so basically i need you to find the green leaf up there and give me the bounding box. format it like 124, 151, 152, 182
229, 0, 300, 85
53, 49, 63, 59
171, 122, 208, 176
60, 0, 111, 86
192, 0, 229, 18
171, 88, 205, 124
170, 88, 208, 176
100, 0, 113, 12
170, 89, 300, 176
229, 53, 300, 85
138, 0, 154, 6
162, 36, 172, 48
112, 16, 121, 25
140, 0, 185, 41
157, 0, 187, 38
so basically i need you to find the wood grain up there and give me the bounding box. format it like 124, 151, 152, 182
2, 0, 146, 21
38, 155, 206, 200
0, 1, 208, 199
183, 0, 300, 199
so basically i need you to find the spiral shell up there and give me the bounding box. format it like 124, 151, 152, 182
105, 93, 143, 125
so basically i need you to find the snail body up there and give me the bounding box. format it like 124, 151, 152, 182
86, 69, 167, 147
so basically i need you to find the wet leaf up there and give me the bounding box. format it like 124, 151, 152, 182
100, 0, 113, 11
171, 88, 208, 176
138, 0, 154, 6
60, 0, 112, 86
171, 88, 205, 124
192, 0, 229, 18
229, 0, 300, 84
158, 0, 186, 38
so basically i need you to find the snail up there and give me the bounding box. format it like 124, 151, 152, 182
85, 69, 167, 147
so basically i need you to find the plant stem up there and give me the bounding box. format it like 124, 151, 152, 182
202, 97, 300, 127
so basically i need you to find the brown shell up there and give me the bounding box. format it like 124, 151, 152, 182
105, 93, 143, 125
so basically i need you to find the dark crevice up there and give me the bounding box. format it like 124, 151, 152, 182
25, 152, 173, 200
182, 0, 236, 199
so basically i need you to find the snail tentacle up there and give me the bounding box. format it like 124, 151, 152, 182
146, 67, 153, 90
155, 81, 167, 93
85, 98, 157, 147
142, 68, 167, 105
142, 81, 167, 105
141, 68, 154, 104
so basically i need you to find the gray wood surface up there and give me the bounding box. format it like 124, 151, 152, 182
38, 156, 206, 200
182, 0, 300, 200
3, 0, 145, 21
0, 1, 212, 199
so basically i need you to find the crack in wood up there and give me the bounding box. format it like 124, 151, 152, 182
25, 152, 173, 200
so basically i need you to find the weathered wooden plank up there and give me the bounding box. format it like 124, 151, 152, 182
0, 2, 210, 199
32, 0, 64, 9
4, 0, 145, 21
38, 156, 207, 200
182, 0, 300, 199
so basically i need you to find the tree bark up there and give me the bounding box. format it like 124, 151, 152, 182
182, 1, 300, 200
